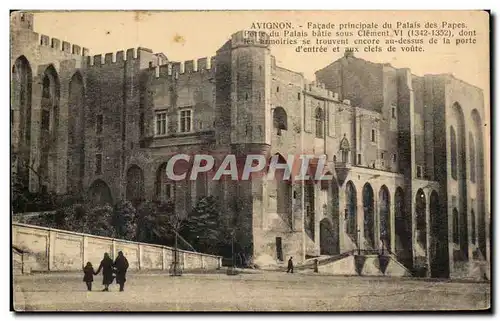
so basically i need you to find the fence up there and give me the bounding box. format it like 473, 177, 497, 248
12, 222, 222, 272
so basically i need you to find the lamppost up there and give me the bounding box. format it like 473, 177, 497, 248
231, 232, 234, 268
227, 229, 238, 275
169, 214, 182, 277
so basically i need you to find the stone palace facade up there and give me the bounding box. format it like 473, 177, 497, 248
11, 12, 489, 278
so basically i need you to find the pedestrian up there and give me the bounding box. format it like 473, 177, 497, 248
94, 253, 114, 292
113, 251, 129, 292
286, 256, 294, 273
82, 262, 95, 291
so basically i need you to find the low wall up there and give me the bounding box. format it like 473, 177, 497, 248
12, 223, 222, 272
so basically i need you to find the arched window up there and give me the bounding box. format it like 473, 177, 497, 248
273, 107, 288, 136
42, 76, 50, 99
12, 56, 33, 188
450, 126, 457, 180
469, 132, 476, 183
315, 106, 324, 138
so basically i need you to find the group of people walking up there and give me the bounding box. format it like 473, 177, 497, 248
83, 251, 129, 292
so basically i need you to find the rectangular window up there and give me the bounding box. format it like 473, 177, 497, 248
381, 152, 384, 159
416, 165, 424, 178
298, 92, 301, 100
179, 109, 192, 133
155, 112, 167, 136
392, 154, 397, 163
95, 153, 102, 175
357, 154, 362, 165
392, 107, 396, 119
371, 129, 376, 142
96, 114, 103, 135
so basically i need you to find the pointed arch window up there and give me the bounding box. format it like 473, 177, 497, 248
469, 132, 476, 183
273, 107, 288, 136
339, 134, 350, 163
450, 126, 457, 180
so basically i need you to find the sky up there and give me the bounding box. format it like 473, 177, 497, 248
32, 11, 489, 89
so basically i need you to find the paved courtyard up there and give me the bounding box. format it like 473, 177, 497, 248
13, 271, 491, 311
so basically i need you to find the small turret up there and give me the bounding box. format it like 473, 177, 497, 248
10, 11, 34, 31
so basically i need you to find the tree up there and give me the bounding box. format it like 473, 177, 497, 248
11, 145, 48, 196
135, 200, 177, 244
113, 201, 137, 241
83, 204, 115, 238
59, 204, 86, 232
183, 196, 222, 254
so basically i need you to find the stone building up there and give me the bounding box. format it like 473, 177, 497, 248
10, 12, 489, 278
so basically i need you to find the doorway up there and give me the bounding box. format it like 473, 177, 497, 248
276, 237, 283, 261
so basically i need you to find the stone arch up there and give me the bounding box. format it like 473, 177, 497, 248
452, 207, 460, 244
155, 163, 169, 201
362, 183, 375, 248
415, 188, 426, 250
320, 218, 336, 255
430, 190, 448, 278
345, 180, 357, 243
39, 64, 61, 192
155, 161, 191, 215
304, 180, 315, 239
88, 179, 113, 205
451, 102, 468, 260
318, 174, 340, 254
395, 187, 411, 267
330, 175, 340, 254
273, 107, 288, 135
471, 109, 487, 259
12, 55, 33, 189
379, 185, 391, 250
269, 153, 292, 228
315, 106, 324, 138
126, 165, 145, 206
67, 71, 85, 194
450, 126, 457, 180
469, 132, 476, 183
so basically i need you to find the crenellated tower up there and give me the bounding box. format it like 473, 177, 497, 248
213, 30, 273, 260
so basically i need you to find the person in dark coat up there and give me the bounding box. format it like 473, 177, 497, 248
82, 262, 95, 291
287, 256, 294, 273
113, 251, 129, 292
94, 253, 114, 291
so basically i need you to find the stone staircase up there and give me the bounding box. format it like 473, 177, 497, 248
294, 250, 412, 277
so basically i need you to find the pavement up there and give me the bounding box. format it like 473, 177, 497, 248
12, 270, 491, 312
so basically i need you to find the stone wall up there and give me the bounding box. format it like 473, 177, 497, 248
12, 223, 222, 273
